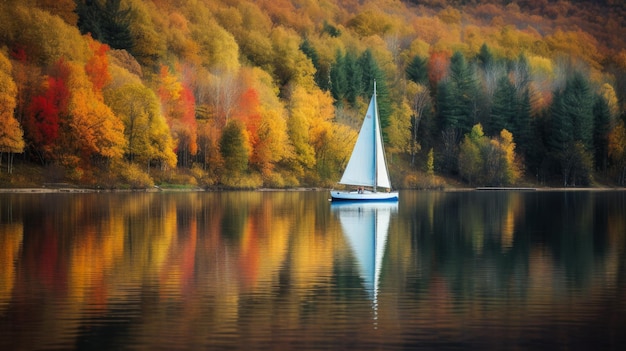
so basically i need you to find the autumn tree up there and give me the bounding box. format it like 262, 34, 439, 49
458, 124, 484, 185
36, 0, 78, 25
104, 83, 176, 170
300, 37, 329, 91
240, 67, 291, 185
65, 60, 126, 170
407, 81, 432, 165
608, 119, 626, 185
124, 0, 166, 69
270, 27, 316, 93
427, 51, 449, 94
84, 35, 111, 93
0, 50, 25, 173
232, 87, 262, 171
459, 124, 521, 186
287, 86, 318, 179
157, 65, 197, 168
25, 58, 71, 163
0, 4, 89, 66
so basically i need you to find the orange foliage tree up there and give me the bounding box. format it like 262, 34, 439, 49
157, 65, 198, 168
428, 51, 450, 93
66, 60, 125, 170
84, 35, 111, 93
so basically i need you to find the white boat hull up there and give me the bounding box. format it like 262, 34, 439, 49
330, 190, 398, 202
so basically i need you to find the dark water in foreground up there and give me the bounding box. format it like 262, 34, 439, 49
0, 190, 625, 350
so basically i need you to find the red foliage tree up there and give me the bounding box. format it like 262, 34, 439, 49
428, 51, 450, 91
26, 59, 71, 160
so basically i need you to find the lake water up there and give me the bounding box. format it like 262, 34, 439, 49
0, 190, 625, 350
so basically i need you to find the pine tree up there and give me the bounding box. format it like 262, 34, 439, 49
448, 51, 479, 135
549, 72, 595, 185
345, 51, 362, 106
488, 75, 516, 136
436, 80, 458, 131
406, 55, 428, 85
593, 94, 611, 171
76, 0, 133, 51
300, 38, 329, 91
329, 50, 347, 104
514, 86, 532, 158
357, 50, 391, 133
476, 43, 494, 70
220, 120, 249, 177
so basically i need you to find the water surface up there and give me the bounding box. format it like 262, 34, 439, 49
0, 190, 625, 350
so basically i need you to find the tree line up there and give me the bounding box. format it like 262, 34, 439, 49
0, 0, 625, 187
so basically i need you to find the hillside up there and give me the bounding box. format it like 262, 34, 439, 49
0, 0, 625, 188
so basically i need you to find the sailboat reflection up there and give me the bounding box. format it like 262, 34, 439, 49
332, 201, 398, 321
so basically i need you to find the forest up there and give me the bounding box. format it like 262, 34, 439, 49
0, 0, 625, 188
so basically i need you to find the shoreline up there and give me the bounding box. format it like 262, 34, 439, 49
0, 186, 625, 194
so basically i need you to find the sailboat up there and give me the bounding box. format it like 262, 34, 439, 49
330, 81, 399, 202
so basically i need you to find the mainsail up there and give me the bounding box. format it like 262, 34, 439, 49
338, 82, 391, 190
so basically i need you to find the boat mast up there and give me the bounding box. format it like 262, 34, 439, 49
373, 80, 378, 193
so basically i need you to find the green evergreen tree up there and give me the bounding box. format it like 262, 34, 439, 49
448, 51, 479, 135
330, 50, 347, 104
549, 72, 595, 185
358, 49, 379, 97
219, 120, 249, 177
476, 43, 494, 70
300, 38, 329, 90
488, 75, 516, 136
593, 94, 611, 171
75, 0, 134, 50
565, 72, 594, 149
345, 51, 362, 106
357, 50, 391, 134
406, 55, 428, 85
437, 80, 459, 131
514, 86, 532, 159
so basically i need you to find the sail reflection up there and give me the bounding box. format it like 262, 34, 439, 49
332, 202, 397, 320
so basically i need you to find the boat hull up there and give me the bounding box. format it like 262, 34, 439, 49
330, 190, 399, 202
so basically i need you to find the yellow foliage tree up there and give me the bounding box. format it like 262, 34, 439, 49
125, 0, 167, 69
287, 86, 317, 175
104, 83, 176, 169
608, 120, 626, 185
270, 27, 316, 90
0, 50, 25, 173
498, 129, 522, 184
241, 68, 291, 178
0, 4, 88, 66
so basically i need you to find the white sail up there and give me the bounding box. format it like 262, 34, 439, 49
339, 83, 392, 190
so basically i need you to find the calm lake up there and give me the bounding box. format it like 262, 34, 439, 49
0, 190, 625, 350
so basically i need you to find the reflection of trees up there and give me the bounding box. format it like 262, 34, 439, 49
397, 191, 619, 302
0, 204, 22, 311
1, 191, 625, 349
